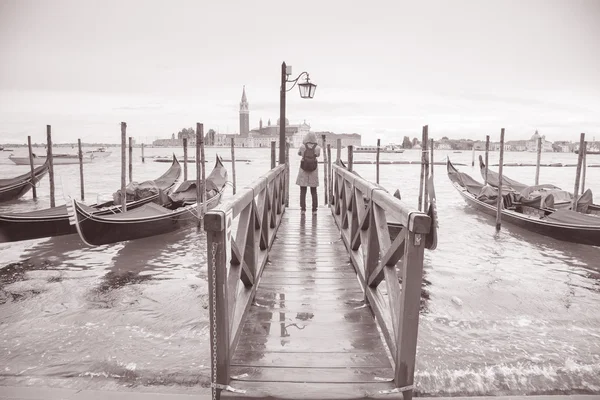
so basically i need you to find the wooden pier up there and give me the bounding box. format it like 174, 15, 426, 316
205, 162, 431, 400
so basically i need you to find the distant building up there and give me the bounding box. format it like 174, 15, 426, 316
239, 86, 249, 137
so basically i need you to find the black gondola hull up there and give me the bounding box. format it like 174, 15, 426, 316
73, 194, 222, 246
0, 163, 49, 203
0, 156, 181, 243
452, 181, 600, 246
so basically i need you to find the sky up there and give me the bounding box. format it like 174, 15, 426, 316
1, 0, 599, 145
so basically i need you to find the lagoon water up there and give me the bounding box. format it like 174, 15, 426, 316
1, 146, 599, 396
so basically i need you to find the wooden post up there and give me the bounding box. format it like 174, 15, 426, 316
417, 125, 428, 212
394, 228, 426, 400
484, 135, 490, 185
230, 138, 236, 195
581, 141, 587, 194
141, 143, 145, 163
573, 133, 585, 210
376, 138, 381, 184
285, 142, 290, 207
27, 136, 37, 199
327, 144, 332, 205
322, 134, 328, 205
430, 138, 434, 179
535, 136, 542, 185
423, 130, 429, 212
496, 129, 505, 232
78, 139, 84, 201
204, 212, 231, 399
46, 125, 55, 208
197, 123, 205, 227
128, 137, 133, 183
271, 141, 276, 169
336, 138, 342, 164
120, 122, 127, 211
183, 138, 188, 181
347, 145, 354, 172
471, 145, 475, 167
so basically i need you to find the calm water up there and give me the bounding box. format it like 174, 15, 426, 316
1, 147, 599, 396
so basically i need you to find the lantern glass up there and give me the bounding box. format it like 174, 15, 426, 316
298, 81, 317, 99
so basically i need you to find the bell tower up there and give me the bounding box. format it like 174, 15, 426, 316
239, 86, 249, 137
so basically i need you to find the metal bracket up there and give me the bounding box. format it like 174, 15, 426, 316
230, 373, 249, 380
212, 383, 247, 394
378, 384, 413, 395
374, 376, 393, 382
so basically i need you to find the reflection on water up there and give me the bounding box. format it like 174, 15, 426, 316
1, 148, 599, 395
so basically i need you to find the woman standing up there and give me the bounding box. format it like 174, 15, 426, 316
296, 132, 321, 214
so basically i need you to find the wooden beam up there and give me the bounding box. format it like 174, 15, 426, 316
47, 125, 55, 208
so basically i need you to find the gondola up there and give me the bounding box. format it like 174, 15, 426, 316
71, 155, 228, 246
0, 155, 181, 243
0, 160, 49, 203
478, 155, 600, 215
448, 158, 600, 246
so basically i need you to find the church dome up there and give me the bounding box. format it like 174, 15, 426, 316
277, 118, 289, 126
531, 130, 541, 140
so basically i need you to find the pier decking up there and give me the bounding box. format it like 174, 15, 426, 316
227, 208, 401, 399
205, 161, 432, 400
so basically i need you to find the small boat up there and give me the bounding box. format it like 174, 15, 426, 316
448, 158, 600, 246
478, 155, 600, 215
0, 160, 49, 203
353, 145, 405, 154
9, 153, 94, 165
0, 156, 181, 243
85, 147, 112, 158
71, 155, 228, 246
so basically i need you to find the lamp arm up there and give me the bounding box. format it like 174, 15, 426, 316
285, 71, 309, 93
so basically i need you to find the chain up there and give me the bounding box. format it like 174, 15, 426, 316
210, 241, 218, 400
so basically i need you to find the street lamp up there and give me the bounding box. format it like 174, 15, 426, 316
279, 61, 317, 164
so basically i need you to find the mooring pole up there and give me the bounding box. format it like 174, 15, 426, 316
78, 138, 85, 200
535, 136, 542, 186
196, 123, 205, 228
27, 135, 37, 199
471, 145, 475, 167
271, 141, 276, 169
347, 145, 354, 172
183, 137, 188, 181
120, 122, 127, 211
581, 141, 587, 194
484, 135, 490, 185
430, 138, 434, 179
322, 134, 328, 205
376, 138, 381, 184
46, 125, 55, 208
423, 128, 429, 212
141, 143, 145, 163
496, 128, 505, 232
128, 137, 133, 183
573, 133, 585, 210
336, 138, 342, 164
230, 138, 236, 195
418, 125, 428, 212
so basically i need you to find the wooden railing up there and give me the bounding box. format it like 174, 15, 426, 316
330, 163, 431, 400
204, 164, 286, 396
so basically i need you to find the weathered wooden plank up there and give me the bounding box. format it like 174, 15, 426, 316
230, 366, 393, 383
239, 321, 382, 339
231, 351, 391, 368
235, 335, 386, 353
220, 381, 403, 400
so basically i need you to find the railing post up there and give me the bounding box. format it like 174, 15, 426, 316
322, 134, 328, 205
327, 144, 332, 206
395, 222, 427, 400
285, 142, 290, 207
205, 211, 231, 399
